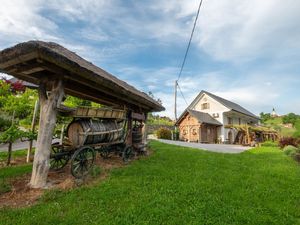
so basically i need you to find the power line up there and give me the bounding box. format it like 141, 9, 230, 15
177, 82, 189, 106
174, 0, 204, 120
177, 0, 203, 82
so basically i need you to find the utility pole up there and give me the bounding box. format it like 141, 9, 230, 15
174, 80, 177, 121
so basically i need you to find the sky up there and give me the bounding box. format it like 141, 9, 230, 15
0, 0, 299, 118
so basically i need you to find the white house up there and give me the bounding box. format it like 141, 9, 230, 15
175, 90, 259, 143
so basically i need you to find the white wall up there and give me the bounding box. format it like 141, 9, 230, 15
190, 93, 258, 143
191, 93, 230, 141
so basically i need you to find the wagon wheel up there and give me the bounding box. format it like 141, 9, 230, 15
122, 146, 134, 163
100, 146, 110, 159
50, 144, 70, 170
71, 146, 95, 178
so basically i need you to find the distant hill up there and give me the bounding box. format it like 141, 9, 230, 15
263, 116, 298, 137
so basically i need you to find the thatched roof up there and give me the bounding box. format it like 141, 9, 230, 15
0, 41, 164, 112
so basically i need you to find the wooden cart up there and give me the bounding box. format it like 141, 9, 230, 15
50, 107, 144, 178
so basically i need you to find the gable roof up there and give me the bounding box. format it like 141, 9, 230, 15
176, 109, 222, 126
190, 90, 259, 119
0, 41, 164, 112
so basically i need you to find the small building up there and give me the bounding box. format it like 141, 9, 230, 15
271, 108, 279, 117
175, 90, 259, 143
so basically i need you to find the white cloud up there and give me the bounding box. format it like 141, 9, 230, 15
155, 70, 300, 119
196, 0, 300, 61
0, 0, 59, 46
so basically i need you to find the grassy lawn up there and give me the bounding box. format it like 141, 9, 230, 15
0, 141, 300, 224
0, 149, 29, 162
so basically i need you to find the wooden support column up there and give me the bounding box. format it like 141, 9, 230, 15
246, 124, 250, 145
29, 79, 64, 188
188, 125, 191, 142
126, 111, 133, 146
27, 99, 39, 163
198, 125, 201, 143
142, 122, 147, 145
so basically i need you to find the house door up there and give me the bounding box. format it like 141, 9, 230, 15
200, 124, 217, 143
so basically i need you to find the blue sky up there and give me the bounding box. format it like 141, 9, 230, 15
0, 0, 299, 118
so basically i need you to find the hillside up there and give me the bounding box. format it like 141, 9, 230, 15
263, 116, 297, 137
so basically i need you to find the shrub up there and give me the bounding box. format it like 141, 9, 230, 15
283, 145, 299, 157
293, 120, 300, 138
278, 137, 299, 149
0, 117, 11, 132
173, 130, 179, 140
261, 141, 278, 147
156, 127, 172, 140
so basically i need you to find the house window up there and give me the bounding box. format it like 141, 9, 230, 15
238, 118, 241, 125
201, 103, 210, 110
228, 117, 232, 125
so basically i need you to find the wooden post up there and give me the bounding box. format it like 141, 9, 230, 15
27, 100, 39, 163
174, 80, 177, 121
29, 79, 64, 188
126, 111, 133, 146
188, 125, 190, 142
60, 124, 65, 145
246, 124, 250, 145
7, 111, 15, 166
142, 122, 147, 145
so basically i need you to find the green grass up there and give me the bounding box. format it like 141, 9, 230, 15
0, 148, 33, 161
0, 163, 32, 194
0, 141, 300, 225
0, 164, 32, 179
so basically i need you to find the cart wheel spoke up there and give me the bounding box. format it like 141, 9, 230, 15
50, 144, 70, 170
71, 146, 95, 178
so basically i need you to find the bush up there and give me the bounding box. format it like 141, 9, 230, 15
283, 145, 299, 157
278, 137, 299, 149
173, 130, 179, 140
282, 113, 299, 125
156, 127, 172, 140
0, 117, 11, 132
261, 141, 278, 147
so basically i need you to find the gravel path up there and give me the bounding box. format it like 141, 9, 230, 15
155, 139, 252, 154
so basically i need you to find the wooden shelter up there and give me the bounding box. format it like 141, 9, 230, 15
0, 41, 164, 112
0, 41, 164, 188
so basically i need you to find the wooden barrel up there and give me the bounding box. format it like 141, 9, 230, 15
132, 129, 143, 144
67, 119, 122, 147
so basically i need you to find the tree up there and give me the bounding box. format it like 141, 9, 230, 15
0, 124, 24, 166
0, 79, 11, 108
282, 113, 299, 125
260, 112, 271, 123
63, 95, 92, 108
2, 88, 37, 119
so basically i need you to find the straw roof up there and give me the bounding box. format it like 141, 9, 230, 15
0, 41, 164, 112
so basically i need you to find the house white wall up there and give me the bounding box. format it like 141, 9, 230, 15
191, 93, 230, 141
190, 92, 259, 143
